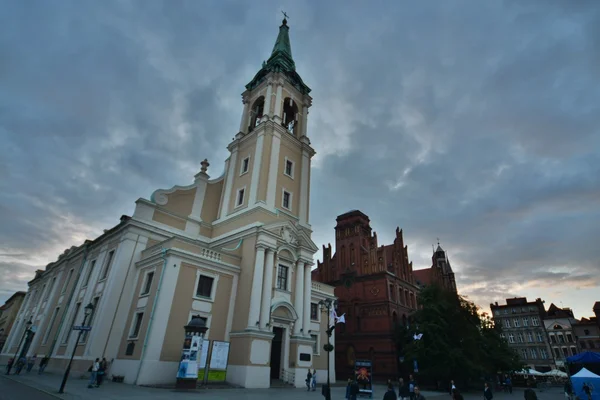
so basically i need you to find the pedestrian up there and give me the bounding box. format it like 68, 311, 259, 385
505, 376, 513, 394
484, 382, 494, 400
452, 389, 464, 400
409, 375, 417, 400
350, 379, 360, 400
346, 378, 353, 399
96, 358, 108, 387
449, 380, 456, 395
15, 356, 26, 375
312, 368, 317, 391
5, 357, 14, 375
399, 378, 410, 400
38, 356, 49, 375
564, 380, 573, 400
384, 383, 398, 400
413, 386, 426, 400
88, 358, 99, 388
306, 368, 312, 391
583, 382, 592, 400
26, 354, 37, 373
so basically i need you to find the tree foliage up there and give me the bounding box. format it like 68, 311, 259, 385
394, 285, 523, 388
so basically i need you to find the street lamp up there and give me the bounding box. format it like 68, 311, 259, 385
176, 317, 208, 390
58, 302, 94, 394
319, 298, 338, 400
6, 317, 32, 375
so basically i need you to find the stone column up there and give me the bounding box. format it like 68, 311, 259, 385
293, 261, 305, 335
264, 82, 273, 118
273, 83, 283, 122
298, 149, 310, 226
259, 249, 275, 330
239, 100, 249, 133
303, 264, 311, 336
301, 105, 308, 137
248, 246, 266, 329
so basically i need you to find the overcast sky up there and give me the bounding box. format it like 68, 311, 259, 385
1, 1, 599, 318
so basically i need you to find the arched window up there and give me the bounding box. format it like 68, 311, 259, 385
402, 314, 407, 327
282, 97, 299, 136
248, 96, 265, 132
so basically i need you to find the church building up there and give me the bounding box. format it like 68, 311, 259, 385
1, 17, 335, 389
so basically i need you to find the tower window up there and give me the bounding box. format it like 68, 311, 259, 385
282, 97, 298, 136
240, 156, 250, 175
284, 158, 294, 178
236, 187, 246, 208
282, 190, 292, 210
248, 96, 265, 132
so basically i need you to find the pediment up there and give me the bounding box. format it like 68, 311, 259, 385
260, 220, 319, 253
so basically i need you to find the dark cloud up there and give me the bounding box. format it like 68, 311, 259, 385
1, 1, 599, 318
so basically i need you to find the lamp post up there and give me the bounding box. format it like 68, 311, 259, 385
58, 302, 94, 394
6, 317, 32, 375
176, 317, 208, 390
319, 298, 338, 400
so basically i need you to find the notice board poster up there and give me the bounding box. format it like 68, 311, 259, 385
354, 359, 373, 398
177, 333, 201, 379
206, 341, 230, 382
196, 339, 210, 380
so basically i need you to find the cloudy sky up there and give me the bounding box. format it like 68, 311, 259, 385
1, 1, 599, 318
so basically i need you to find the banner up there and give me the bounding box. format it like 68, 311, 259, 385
354, 359, 373, 397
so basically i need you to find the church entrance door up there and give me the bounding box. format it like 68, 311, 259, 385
270, 327, 284, 379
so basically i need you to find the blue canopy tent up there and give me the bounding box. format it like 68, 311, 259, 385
568, 352, 600, 364
570, 368, 600, 400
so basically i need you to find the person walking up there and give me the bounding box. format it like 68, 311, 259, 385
38, 356, 49, 375
449, 380, 456, 396
96, 358, 108, 387
88, 358, 100, 388
311, 369, 317, 391
15, 356, 26, 375
26, 354, 37, 373
564, 380, 573, 400
484, 382, 494, 400
505, 376, 513, 394
384, 383, 398, 400
409, 375, 417, 400
414, 386, 426, 400
399, 378, 410, 400
5, 358, 14, 375
306, 368, 312, 391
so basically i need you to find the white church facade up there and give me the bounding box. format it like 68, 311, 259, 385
1, 17, 336, 388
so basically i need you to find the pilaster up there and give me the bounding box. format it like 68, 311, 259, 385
259, 249, 275, 330
248, 245, 266, 329
219, 149, 238, 219
293, 261, 305, 335
303, 264, 311, 337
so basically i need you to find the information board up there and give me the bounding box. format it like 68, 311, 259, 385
354, 359, 373, 398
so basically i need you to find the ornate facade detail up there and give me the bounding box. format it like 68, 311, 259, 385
280, 226, 298, 246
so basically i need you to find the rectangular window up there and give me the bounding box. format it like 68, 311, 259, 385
513, 318, 520, 327
570, 346, 577, 356
240, 157, 250, 175
62, 302, 81, 344
508, 334, 515, 343
531, 317, 539, 326
81, 297, 100, 343
527, 332, 533, 342
83, 260, 96, 287
389, 284, 395, 302
100, 250, 115, 281
566, 334, 573, 343
518, 333, 524, 343
553, 348, 560, 358
62, 269, 74, 293
504, 319, 511, 328
282, 191, 291, 210
551, 335, 558, 344
141, 271, 154, 296
523, 317, 529, 327
277, 265, 289, 290
540, 348, 548, 359
42, 307, 60, 345
537, 331, 544, 342
310, 303, 319, 321
195, 275, 214, 298
530, 348, 537, 359
521, 349, 528, 360
130, 312, 144, 338
236, 188, 245, 207
284, 159, 294, 178
311, 334, 319, 355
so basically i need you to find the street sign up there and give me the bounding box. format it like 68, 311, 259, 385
72, 326, 92, 331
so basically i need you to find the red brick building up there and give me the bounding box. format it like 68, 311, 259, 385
413, 244, 457, 293
312, 210, 420, 380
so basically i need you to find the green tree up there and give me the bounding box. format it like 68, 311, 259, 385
394, 284, 523, 389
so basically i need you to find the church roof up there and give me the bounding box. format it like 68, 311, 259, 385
246, 18, 311, 94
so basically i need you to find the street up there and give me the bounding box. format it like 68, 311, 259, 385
0, 375, 58, 400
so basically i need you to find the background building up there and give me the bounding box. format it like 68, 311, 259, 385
413, 243, 457, 292
312, 210, 419, 380
491, 297, 554, 372
0, 17, 336, 389
544, 303, 579, 369
0, 291, 26, 352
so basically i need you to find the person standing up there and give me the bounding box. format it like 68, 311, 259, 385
449, 380, 456, 395
399, 378, 410, 400
409, 375, 417, 400
505, 376, 513, 394
484, 382, 494, 400
38, 356, 49, 374
26, 354, 37, 373
312, 369, 317, 391
306, 368, 313, 391
384, 383, 398, 400
96, 358, 108, 387
5, 358, 14, 375
88, 358, 99, 388
15, 356, 26, 375
414, 386, 426, 400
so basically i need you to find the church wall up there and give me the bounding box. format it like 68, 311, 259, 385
200, 179, 223, 226
257, 133, 273, 202
161, 188, 195, 216
211, 209, 279, 238
231, 236, 258, 331
227, 141, 257, 214
152, 210, 186, 231
276, 139, 302, 217
146, 238, 161, 248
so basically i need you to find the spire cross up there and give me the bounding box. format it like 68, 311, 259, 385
281, 10, 290, 20
436, 238, 440, 247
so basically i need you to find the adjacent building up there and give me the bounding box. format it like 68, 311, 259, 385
490, 297, 554, 372
312, 210, 420, 380
544, 303, 579, 368
0, 17, 336, 389
413, 243, 457, 293
0, 292, 26, 351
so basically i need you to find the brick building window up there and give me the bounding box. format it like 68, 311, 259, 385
389, 284, 395, 302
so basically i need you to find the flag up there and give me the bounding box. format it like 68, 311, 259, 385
337, 313, 346, 324
329, 308, 338, 325
413, 333, 423, 340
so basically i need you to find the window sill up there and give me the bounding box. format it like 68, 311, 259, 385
234, 204, 246, 210
139, 293, 150, 298
283, 173, 294, 180
275, 288, 291, 295
98, 278, 108, 283
193, 296, 215, 303
240, 171, 249, 177
128, 336, 140, 341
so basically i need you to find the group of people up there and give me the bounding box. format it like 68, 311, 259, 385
5, 354, 49, 375
350, 374, 426, 400
88, 357, 109, 388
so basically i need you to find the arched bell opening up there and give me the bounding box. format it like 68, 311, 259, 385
282, 97, 299, 136
248, 96, 265, 132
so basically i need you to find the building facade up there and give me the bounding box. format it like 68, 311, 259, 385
0, 17, 336, 389
573, 302, 600, 353
0, 292, 26, 351
413, 244, 457, 292
312, 210, 419, 380
490, 297, 554, 372
544, 303, 579, 369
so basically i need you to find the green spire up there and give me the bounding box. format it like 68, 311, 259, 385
246, 18, 311, 94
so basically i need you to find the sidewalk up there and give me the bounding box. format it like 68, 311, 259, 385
1, 370, 449, 400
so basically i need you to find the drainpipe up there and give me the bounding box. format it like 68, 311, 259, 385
134, 248, 168, 385
47, 243, 90, 358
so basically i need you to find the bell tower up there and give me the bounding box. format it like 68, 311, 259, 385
217, 16, 315, 228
